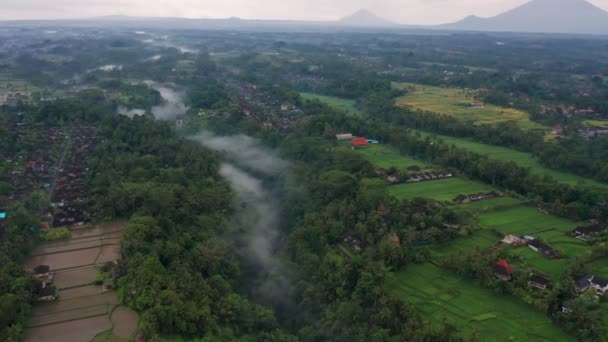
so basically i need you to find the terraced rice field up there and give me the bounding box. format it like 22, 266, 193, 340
23, 222, 138, 342
388, 264, 568, 341
300, 92, 361, 116
393, 82, 544, 130
417, 131, 608, 189
389, 177, 495, 202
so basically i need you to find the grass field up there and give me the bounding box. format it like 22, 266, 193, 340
347, 144, 429, 170
477, 205, 587, 279
416, 131, 608, 190
393, 82, 544, 130
389, 177, 495, 202
388, 264, 568, 341
454, 196, 525, 213
583, 119, 608, 127
590, 258, 608, 278
430, 230, 500, 258
301, 92, 361, 116
477, 206, 579, 236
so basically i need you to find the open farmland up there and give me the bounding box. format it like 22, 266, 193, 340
388, 264, 568, 341
477, 206, 581, 236
301, 92, 361, 116
24, 222, 138, 342
416, 131, 608, 190
454, 196, 524, 213
347, 144, 429, 170
345, 144, 498, 203
389, 177, 495, 202
393, 82, 544, 130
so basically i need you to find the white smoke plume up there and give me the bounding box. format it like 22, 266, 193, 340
117, 106, 145, 118
191, 132, 289, 175
192, 132, 292, 301
144, 80, 187, 120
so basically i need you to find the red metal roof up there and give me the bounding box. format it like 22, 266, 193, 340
351, 137, 369, 147
495, 259, 513, 275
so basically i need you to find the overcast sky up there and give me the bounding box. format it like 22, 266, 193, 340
2, 0, 608, 25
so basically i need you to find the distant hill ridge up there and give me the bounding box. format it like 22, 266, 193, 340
3, 1, 608, 35
338, 9, 396, 27
443, 0, 608, 34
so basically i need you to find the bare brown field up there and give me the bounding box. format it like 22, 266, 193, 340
28, 304, 109, 327
96, 245, 121, 264
24, 316, 112, 342
32, 240, 102, 256
111, 306, 139, 338
32, 293, 118, 316
59, 285, 105, 300
25, 248, 101, 270
24, 222, 136, 341
53, 265, 99, 289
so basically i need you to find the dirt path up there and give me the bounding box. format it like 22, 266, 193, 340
24, 222, 139, 342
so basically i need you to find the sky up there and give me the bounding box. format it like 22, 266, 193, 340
1, 0, 608, 25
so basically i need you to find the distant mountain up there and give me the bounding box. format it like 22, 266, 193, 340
338, 9, 396, 27
443, 0, 608, 34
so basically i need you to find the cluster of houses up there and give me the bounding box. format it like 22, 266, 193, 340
375, 167, 453, 185
575, 275, 608, 296
569, 223, 607, 241
343, 232, 362, 253
454, 191, 502, 204
50, 126, 96, 228
0, 92, 29, 107
335, 134, 380, 149
1, 119, 72, 229
33, 265, 56, 302
579, 126, 608, 140
491, 259, 552, 290
501, 234, 560, 259
232, 81, 307, 131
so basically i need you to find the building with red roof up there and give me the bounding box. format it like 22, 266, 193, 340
493, 259, 513, 281
351, 137, 369, 149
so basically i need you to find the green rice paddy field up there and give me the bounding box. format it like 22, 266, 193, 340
349, 144, 429, 170
393, 82, 544, 130
389, 178, 495, 202
388, 264, 569, 341
345, 139, 594, 339
300, 92, 361, 116
416, 131, 608, 190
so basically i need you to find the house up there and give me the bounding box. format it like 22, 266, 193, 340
387, 173, 400, 184
280, 103, 292, 111
0, 212, 6, 220
527, 239, 559, 259
37, 286, 56, 302
575, 275, 608, 296
351, 137, 369, 149
493, 259, 513, 281
592, 277, 608, 295
571, 224, 607, 240
501, 235, 527, 247
470, 101, 485, 109
336, 133, 353, 141
34, 265, 54, 284
366, 139, 379, 144
528, 274, 550, 290
575, 275, 593, 292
